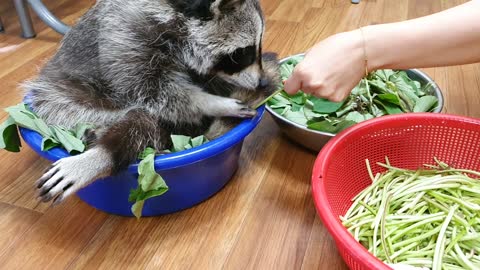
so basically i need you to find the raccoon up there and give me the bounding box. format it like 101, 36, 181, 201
25, 0, 281, 204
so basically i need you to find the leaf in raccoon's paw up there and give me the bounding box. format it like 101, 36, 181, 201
0, 117, 21, 152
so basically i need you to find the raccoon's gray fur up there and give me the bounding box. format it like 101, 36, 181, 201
27, 0, 281, 204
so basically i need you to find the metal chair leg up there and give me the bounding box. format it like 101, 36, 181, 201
27, 0, 70, 35
14, 0, 36, 38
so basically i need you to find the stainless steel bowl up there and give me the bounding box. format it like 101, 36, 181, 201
266, 53, 445, 152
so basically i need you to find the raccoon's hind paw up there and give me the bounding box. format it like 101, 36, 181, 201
36, 147, 112, 204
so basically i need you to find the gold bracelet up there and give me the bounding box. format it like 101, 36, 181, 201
359, 27, 369, 77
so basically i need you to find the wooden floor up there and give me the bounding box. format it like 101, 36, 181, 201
0, 0, 478, 269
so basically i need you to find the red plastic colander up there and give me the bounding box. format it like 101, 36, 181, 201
311, 113, 480, 270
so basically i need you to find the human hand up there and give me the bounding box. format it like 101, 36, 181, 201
284, 30, 367, 102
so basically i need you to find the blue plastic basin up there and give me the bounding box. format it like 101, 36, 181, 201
19, 95, 265, 217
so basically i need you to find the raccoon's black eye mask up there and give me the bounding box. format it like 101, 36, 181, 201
214, 45, 257, 74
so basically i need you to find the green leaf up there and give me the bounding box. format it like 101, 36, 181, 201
138, 154, 168, 192
367, 79, 389, 94
345, 111, 374, 123
377, 93, 400, 106
414, 95, 438, 112
270, 94, 291, 107
171, 135, 192, 152
283, 108, 308, 126
376, 69, 395, 81
5, 103, 52, 138
41, 137, 60, 151
303, 106, 328, 120
397, 91, 416, 112
0, 117, 21, 152
280, 105, 291, 116
50, 125, 86, 154
131, 200, 145, 219
307, 120, 337, 133
272, 108, 285, 115
129, 150, 170, 218
334, 120, 357, 133
291, 103, 302, 112
375, 100, 403, 115
138, 147, 156, 159
191, 135, 207, 148
335, 99, 356, 118
311, 98, 345, 114
279, 56, 304, 80
289, 91, 305, 105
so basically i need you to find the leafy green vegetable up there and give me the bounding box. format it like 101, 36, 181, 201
266, 56, 440, 134
0, 103, 89, 154
311, 98, 345, 114
0, 117, 21, 152
279, 55, 304, 80
171, 135, 192, 152
171, 135, 209, 152
342, 158, 480, 269
129, 147, 169, 219
49, 125, 85, 154
377, 93, 401, 106
414, 96, 438, 113
375, 100, 403, 115
41, 137, 60, 152
345, 111, 374, 123
129, 134, 209, 218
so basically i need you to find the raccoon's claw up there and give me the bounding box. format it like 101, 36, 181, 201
233, 101, 257, 118
238, 106, 257, 118
36, 154, 99, 205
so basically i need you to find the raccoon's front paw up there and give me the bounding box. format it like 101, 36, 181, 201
36, 158, 91, 204
224, 99, 257, 118
36, 148, 111, 204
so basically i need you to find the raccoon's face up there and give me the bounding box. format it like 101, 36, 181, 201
168, 0, 271, 90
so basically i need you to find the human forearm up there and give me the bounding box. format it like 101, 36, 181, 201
364, 0, 480, 71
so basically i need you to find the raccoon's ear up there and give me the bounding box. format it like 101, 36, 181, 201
168, 0, 217, 20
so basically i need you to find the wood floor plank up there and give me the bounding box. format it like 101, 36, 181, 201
263, 20, 300, 58
287, 6, 351, 55
0, 156, 53, 213
301, 218, 348, 270
269, 0, 314, 23
0, 198, 109, 269
0, 202, 43, 258
223, 139, 319, 270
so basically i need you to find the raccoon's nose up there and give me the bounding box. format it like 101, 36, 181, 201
259, 77, 270, 89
